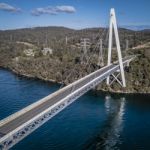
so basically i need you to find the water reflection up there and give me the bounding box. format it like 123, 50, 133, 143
98, 97, 126, 150
85, 96, 126, 150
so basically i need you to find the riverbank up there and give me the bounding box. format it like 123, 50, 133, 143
1, 66, 149, 95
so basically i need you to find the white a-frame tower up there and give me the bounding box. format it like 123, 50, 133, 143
106, 8, 126, 87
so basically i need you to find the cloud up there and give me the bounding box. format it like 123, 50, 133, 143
31, 5, 76, 16
0, 3, 21, 13
56, 6, 76, 13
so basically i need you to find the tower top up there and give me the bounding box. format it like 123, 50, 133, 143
110, 8, 115, 16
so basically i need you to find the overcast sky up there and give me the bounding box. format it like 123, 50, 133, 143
0, 0, 150, 30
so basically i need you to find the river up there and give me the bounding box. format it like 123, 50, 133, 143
0, 69, 150, 150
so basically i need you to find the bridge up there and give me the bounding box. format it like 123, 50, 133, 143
0, 8, 136, 150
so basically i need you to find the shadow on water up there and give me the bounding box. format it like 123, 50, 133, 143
83, 96, 126, 150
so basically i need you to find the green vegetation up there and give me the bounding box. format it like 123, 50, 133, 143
0, 26, 150, 93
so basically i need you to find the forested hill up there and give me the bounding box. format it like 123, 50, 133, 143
1, 26, 150, 48
0, 26, 150, 93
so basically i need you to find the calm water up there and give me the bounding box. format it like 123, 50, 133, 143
0, 69, 150, 150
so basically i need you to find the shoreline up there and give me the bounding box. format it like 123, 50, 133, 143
0, 67, 149, 95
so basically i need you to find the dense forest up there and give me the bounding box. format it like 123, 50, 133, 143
0, 26, 150, 93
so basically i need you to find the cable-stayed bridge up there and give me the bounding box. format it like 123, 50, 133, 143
0, 8, 136, 149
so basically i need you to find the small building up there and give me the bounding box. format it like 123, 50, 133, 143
24, 49, 35, 57
42, 48, 53, 56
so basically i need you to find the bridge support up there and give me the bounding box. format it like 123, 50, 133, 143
107, 8, 126, 87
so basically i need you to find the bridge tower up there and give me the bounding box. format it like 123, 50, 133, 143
107, 8, 126, 87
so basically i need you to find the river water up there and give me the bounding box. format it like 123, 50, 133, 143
0, 69, 150, 150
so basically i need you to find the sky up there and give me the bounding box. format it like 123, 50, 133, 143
0, 0, 150, 30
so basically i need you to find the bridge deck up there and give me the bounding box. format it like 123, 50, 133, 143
0, 65, 112, 136
0, 56, 134, 139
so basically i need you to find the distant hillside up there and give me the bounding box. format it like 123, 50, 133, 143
0, 26, 150, 93
0, 26, 74, 47
1, 26, 149, 51
141, 29, 150, 32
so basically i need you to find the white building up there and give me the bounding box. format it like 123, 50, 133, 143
42, 48, 53, 56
